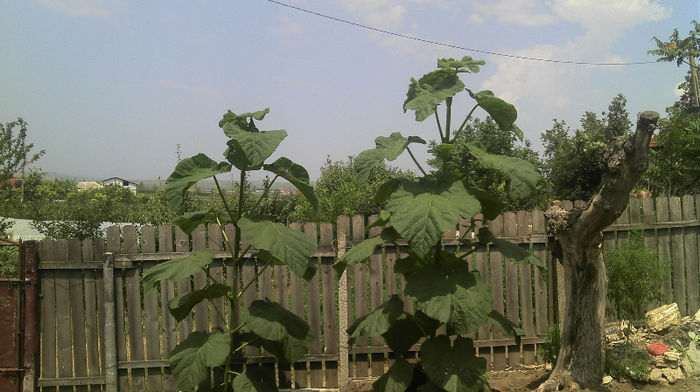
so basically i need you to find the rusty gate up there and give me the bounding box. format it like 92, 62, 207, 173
0, 240, 39, 392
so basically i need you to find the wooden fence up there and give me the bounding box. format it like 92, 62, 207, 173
34, 195, 699, 391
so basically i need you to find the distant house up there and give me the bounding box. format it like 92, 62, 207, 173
103, 177, 137, 193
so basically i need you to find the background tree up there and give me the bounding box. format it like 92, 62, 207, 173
290, 157, 415, 223
649, 20, 700, 107
434, 116, 548, 210
0, 118, 44, 235
541, 94, 632, 201
638, 73, 700, 195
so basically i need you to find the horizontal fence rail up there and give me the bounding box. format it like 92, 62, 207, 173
34, 195, 699, 391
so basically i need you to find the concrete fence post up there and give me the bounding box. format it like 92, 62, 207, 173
103, 253, 118, 392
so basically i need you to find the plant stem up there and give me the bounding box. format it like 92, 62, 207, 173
214, 176, 236, 227
236, 264, 269, 301
444, 97, 452, 142
251, 175, 278, 212
456, 104, 479, 135
406, 147, 428, 176
434, 111, 445, 142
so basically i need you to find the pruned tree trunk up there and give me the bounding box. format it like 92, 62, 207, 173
538, 111, 659, 391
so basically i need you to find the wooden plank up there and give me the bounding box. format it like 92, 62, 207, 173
367, 216, 386, 378
287, 223, 307, 387
123, 225, 146, 391
655, 197, 673, 303
488, 216, 506, 370
208, 223, 226, 331
242, 258, 260, 357
157, 225, 178, 391
517, 211, 535, 365
68, 239, 88, 392
106, 226, 129, 392
629, 197, 642, 225
687, 195, 700, 316
616, 203, 631, 246
39, 240, 58, 392
94, 238, 106, 392
192, 225, 210, 332
140, 226, 163, 392
303, 223, 323, 388
81, 239, 101, 382
53, 240, 74, 392
351, 215, 369, 378
103, 253, 117, 392
174, 227, 193, 342
531, 210, 548, 335
320, 222, 338, 388
669, 197, 686, 315
503, 212, 520, 367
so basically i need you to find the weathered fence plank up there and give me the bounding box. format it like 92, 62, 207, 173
39, 240, 57, 392
488, 215, 506, 370
682, 195, 698, 316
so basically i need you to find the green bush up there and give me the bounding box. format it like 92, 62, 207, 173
0, 244, 18, 278
605, 229, 670, 320
539, 323, 561, 365
605, 343, 651, 382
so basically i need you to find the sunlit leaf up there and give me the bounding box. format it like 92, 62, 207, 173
219, 108, 270, 130
386, 180, 480, 258
225, 128, 287, 170
238, 218, 317, 280
142, 249, 215, 295
437, 56, 485, 73
404, 70, 465, 122
169, 331, 230, 391
467, 89, 518, 135
355, 133, 425, 183
465, 143, 539, 199
165, 154, 231, 209
264, 157, 317, 210
173, 208, 230, 234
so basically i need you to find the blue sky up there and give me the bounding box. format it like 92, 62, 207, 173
1, 0, 697, 182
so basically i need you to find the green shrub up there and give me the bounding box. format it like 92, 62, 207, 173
539, 323, 561, 365
605, 229, 670, 320
0, 245, 18, 278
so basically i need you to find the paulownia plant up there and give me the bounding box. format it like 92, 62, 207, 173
335, 56, 544, 392
143, 108, 319, 391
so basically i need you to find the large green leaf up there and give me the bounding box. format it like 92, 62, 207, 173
168, 283, 230, 322
225, 128, 287, 170
333, 226, 400, 274
467, 187, 505, 221
347, 295, 404, 345
169, 331, 231, 391
465, 143, 540, 199
404, 70, 465, 122
386, 180, 480, 258
373, 358, 414, 392
467, 89, 518, 136
219, 108, 270, 129
241, 299, 313, 363
355, 133, 426, 183
165, 154, 232, 209
263, 157, 317, 210
421, 336, 488, 392
437, 56, 485, 73
232, 366, 279, 392
173, 208, 230, 234
238, 217, 317, 280
404, 262, 492, 334
142, 249, 215, 295
487, 310, 524, 343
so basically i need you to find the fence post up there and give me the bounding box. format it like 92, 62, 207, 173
103, 252, 118, 392
21, 241, 39, 392
337, 231, 349, 391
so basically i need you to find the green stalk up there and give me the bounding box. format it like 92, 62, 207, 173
434, 111, 445, 142
456, 104, 479, 136
444, 97, 452, 142
236, 264, 269, 301
250, 175, 279, 212
406, 147, 428, 176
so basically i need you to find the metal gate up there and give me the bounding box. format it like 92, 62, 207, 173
0, 240, 39, 392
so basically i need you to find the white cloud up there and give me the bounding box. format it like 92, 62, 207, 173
37, 0, 122, 18
333, 0, 458, 29
473, 0, 556, 27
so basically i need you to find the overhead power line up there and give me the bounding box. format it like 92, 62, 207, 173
265, 0, 659, 66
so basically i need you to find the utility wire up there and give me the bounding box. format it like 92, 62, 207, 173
265, 0, 659, 66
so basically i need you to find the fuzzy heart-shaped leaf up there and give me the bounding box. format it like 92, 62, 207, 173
264, 157, 317, 210
165, 154, 231, 209
169, 331, 231, 391
465, 143, 539, 199
142, 249, 215, 295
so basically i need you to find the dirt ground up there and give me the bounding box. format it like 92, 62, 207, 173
345, 367, 700, 392
487, 366, 700, 392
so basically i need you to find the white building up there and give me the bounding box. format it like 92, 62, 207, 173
102, 177, 137, 193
